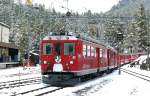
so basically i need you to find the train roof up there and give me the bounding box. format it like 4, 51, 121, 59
43, 35, 78, 40
42, 32, 117, 52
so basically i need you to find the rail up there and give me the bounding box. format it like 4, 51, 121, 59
121, 68, 150, 82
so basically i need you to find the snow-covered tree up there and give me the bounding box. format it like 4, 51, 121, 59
123, 22, 140, 53
104, 16, 123, 47
135, 4, 148, 51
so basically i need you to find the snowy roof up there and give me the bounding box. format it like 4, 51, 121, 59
0, 42, 19, 49
0, 22, 10, 28
43, 36, 78, 40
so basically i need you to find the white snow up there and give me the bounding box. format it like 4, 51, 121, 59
44, 69, 150, 96
0, 66, 41, 83
134, 55, 149, 64
0, 65, 42, 95
0, 55, 150, 96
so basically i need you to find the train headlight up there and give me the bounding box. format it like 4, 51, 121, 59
72, 56, 76, 59
44, 61, 47, 64
70, 61, 74, 64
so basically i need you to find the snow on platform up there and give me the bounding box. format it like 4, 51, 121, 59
0, 65, 41, 83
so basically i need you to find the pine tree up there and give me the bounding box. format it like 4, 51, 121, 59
135, 4, 148, 51
123, 22, 139, 53
104, 16, 123, 47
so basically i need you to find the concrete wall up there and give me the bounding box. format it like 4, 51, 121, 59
2, 27, 9, 43
0, 23, 10, 43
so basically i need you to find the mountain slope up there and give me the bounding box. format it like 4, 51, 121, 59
106, 0, 150, 16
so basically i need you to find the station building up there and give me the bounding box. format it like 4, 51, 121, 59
0, 22, 20, 68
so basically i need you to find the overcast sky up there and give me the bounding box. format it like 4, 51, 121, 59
21, 0, 120, 13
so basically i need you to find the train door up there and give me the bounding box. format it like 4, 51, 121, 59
96, 48, 100, 71
54, 43, 62, 56
114, 52, 117, 67
52, 42, 63, 72
99, 48, 106, 71
104, 49, 108, 69
82, 44, 87, 69
87, 45, 91, 67
107, 49, 110, 68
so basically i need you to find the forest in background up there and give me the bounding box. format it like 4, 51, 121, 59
0, 0, 150, 59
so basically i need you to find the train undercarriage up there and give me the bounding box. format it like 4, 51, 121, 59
42, 72, 80, 86
41, 68, 116, 86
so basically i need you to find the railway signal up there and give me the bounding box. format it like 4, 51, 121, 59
117, 32, 123, 41
116, 32, 123, 75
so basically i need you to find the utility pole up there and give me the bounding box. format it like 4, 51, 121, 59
26, 0, 33, 67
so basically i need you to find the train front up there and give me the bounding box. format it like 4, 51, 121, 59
40, 34, 81, 85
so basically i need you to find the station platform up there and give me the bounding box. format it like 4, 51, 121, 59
0, 62, 20, 69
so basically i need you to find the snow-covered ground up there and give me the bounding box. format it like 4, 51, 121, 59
0, 55, 150, 96
0, 65, 41, 83
47, 68, 150, 96
47, 55, 150, 96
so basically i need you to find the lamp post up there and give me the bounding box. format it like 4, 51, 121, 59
26, 5, 40, 67
26, 12, 31, 67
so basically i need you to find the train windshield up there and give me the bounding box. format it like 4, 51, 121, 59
43, 43, 52, 55
64, 43, 75, 55
54, 43, 61, 55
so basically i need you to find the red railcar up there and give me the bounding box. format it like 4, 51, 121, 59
119, 53, 143, 65
40, 33, 142, 85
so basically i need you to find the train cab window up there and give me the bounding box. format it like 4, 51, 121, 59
64, 43, 75, 55
54, 43, 61, 55
43, 43, 52, 55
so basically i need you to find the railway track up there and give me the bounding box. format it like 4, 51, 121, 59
0, 77, 41, 89
12, 85, 65, 96
35, 87, 64, 96
121, 68, 150, 82
12, 77, 72, 96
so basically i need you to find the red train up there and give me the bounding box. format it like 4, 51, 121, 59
40, 32, 142, 85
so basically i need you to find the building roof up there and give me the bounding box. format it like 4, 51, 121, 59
0, 42, 19, 49
0, 22, 10, 28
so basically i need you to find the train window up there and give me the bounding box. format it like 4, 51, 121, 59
43, 43, 52, 55
87, 46, 90, 56
100, 49, 103, 58
91, 47, 94, 56
64, 43, 75, 55
83, 45, 86, 56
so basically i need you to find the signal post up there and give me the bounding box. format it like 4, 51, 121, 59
117, 32, 123, 75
